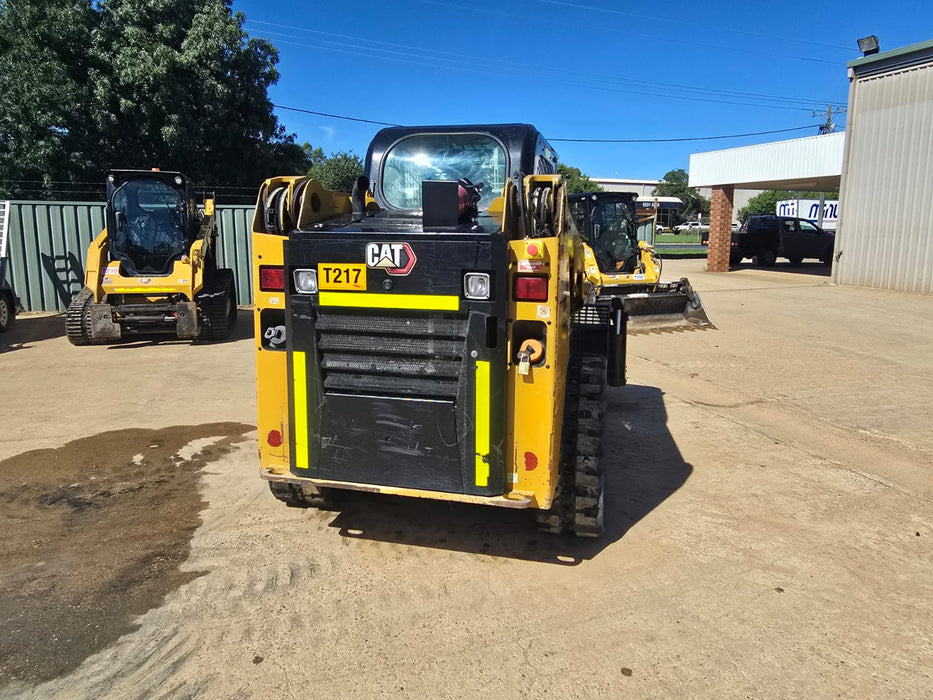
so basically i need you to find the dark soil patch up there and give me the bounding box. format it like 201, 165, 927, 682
0, 422, 253, 688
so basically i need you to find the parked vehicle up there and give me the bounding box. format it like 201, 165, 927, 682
673, 220, 706, 233
732, 215, 834, 266
699, 223, 737, 245
0, 200, 22, 332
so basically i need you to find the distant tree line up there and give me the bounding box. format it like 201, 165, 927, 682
653, 169, 709, 223
0, 0, 360, 202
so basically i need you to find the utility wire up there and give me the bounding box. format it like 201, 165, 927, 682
271, 102, 826, 143
540, 0, 857, 52
413, 0, 846, 64
257, 32, 833, 112
549, 124, 824, 143
273, 104, 400, 127
247, 20, 842, 107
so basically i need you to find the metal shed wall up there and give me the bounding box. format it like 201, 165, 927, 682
834, 45, 933, 294
4, 202, 256, 312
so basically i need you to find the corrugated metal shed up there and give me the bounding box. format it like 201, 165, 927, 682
688, 132, 845, 191
5, 202, 256, 311
834, 40, 933, 294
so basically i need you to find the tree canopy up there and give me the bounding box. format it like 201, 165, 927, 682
653, 169, 709, 222
738, 190, 839, 222
0, 0, 308, 200
557, 163, 603, 194
304, 144, 364, 193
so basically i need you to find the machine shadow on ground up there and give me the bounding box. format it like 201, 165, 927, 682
0, 314, 67, 353
730, 261, 832, 276
0, 307, 253, 354
324, 384, 692, 565
103, 308, 254, 349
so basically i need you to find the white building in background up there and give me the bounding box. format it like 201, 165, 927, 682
592, 177, 761, 225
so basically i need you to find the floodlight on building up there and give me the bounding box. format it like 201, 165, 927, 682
857, 35, 880, 57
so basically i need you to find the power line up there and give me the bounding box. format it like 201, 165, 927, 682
255, 32, 835, 112
273, 104, 400, 127
540, 0, 857, 52
549, 124, 823, 143
271, 102, 825, 143
248, 20, 843, 108
414, 0, 847, 64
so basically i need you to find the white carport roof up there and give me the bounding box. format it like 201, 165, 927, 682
688, 131, 845, 191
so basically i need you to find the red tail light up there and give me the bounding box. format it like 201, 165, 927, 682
513, 276, 549, 301
259, 265, 285, 291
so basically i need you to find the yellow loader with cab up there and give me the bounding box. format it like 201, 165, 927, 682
66, 169, 236, 344
252, 124, 642, 536
569, 191, 712, 333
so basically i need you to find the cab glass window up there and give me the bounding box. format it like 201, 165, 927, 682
382, 133, 507, 211
110, 178, 187, 274
591, 199, 638, 272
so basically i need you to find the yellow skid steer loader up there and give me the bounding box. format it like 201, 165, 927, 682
66, 169, 236, 344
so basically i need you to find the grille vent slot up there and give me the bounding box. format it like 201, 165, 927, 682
314, 310, 468, 398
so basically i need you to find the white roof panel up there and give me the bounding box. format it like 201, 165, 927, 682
688, 132, 845, 190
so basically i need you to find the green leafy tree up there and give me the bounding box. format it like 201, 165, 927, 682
0, 0, 308, 199
557, 163, 603, 194
738, 190, 839, 222
653, 169, 709, 223
303, 144, 364, 192
0, 0, 100, 198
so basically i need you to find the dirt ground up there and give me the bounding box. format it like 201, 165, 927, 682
0, 259, 930, 698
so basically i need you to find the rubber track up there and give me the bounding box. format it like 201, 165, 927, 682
65, 287, 94, 345
197, 270, 235, 341
268, 481, 340, 510
536, 354, 607, 536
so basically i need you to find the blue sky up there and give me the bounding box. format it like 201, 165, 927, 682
232, 0, 933, 180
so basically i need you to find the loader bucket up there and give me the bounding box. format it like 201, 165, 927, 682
603, 278, 714, 334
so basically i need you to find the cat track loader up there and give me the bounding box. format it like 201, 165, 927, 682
253, 124, 628, 537
66, 169, 237, 344
569, 191, 712, 333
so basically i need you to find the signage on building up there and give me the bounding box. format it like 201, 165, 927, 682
777, 199, 839, 230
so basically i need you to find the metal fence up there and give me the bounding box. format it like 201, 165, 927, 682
3, 201, 256, 312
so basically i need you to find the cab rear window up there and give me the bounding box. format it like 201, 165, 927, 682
382, 133, 507, 211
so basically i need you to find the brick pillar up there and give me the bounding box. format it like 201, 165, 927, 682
706, 185, 734, 272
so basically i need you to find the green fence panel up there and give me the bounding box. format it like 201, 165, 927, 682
5, 202, 256, 312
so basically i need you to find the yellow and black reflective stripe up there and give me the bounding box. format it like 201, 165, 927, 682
318, 292, 459, 311
293, 351, 309, 470
109, 287, 178, 294
474, 360, 490, 487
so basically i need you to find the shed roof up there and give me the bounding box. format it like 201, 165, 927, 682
688, 132, 844, 191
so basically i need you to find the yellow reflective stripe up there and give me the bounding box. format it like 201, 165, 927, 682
109, 288, 178, 294
318, 291, 460, 311
475, 360, 490, 487
293, 351, 309, 470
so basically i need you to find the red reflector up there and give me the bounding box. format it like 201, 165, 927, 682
259, 266, 285, 291
267, 430, 283, 447
513, 276, 548, 301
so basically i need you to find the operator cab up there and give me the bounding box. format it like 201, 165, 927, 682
106, 170, 198, 276
363, 124, 559, 232
569, 192, 640, 273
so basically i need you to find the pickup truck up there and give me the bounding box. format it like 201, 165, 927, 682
731, 215, 834, 266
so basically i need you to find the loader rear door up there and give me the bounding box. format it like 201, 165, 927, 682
283, 231, 509, 497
